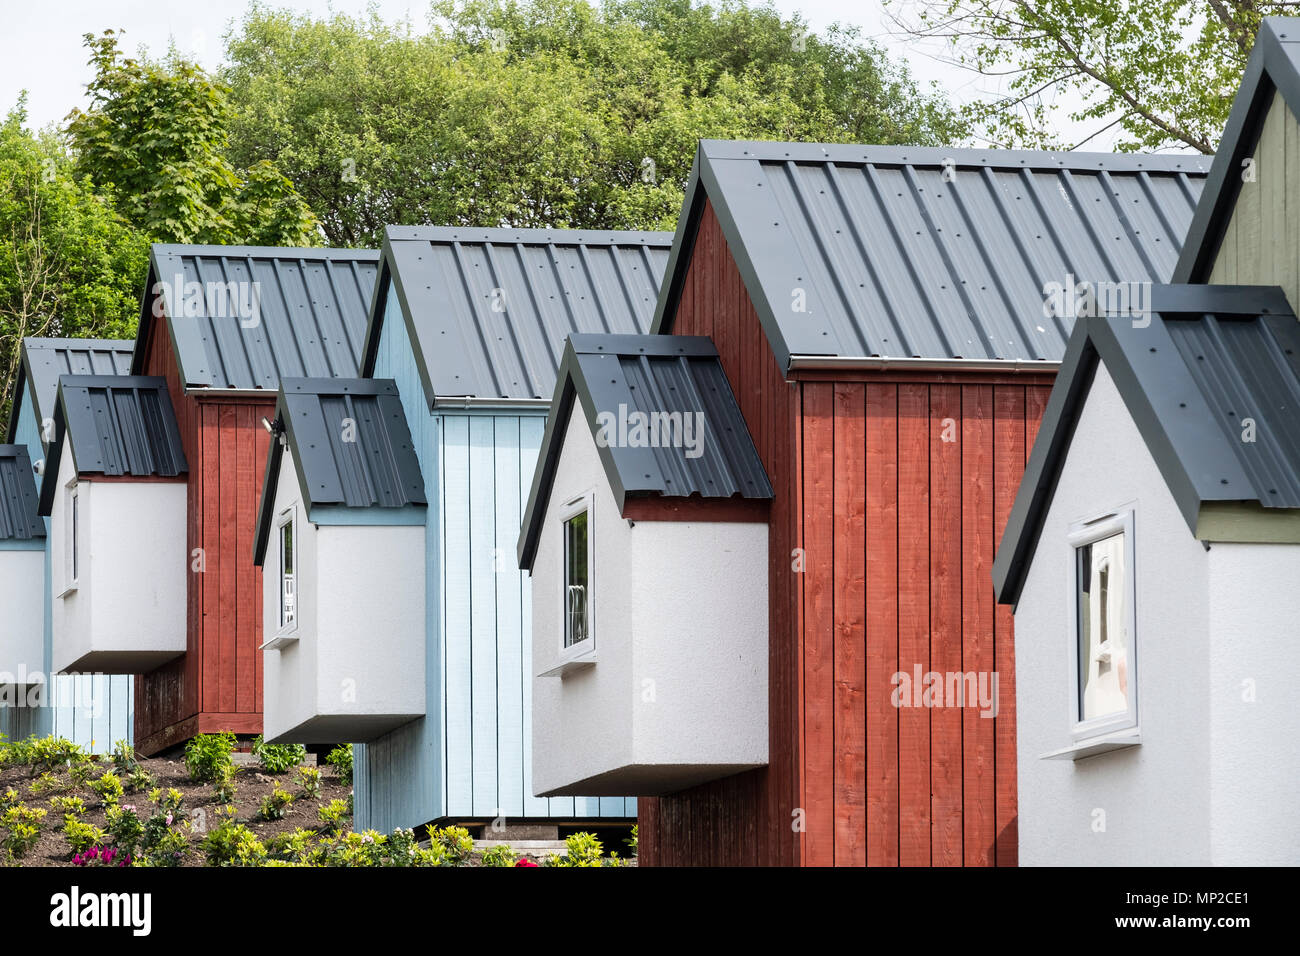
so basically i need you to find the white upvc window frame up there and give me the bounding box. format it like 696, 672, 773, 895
270, 505, 299, 646
59, 478, 81, 597
549, 490, 596, 674
1054, 507, 1139, 757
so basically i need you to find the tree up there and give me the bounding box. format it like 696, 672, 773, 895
221, 0, 967, 246
887, 0, 1276, 152
66, 31, 319, 245
0, 99, 149, 426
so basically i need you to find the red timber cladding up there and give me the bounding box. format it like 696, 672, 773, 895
133, 316, 273, 755
638, 198, 1052, 866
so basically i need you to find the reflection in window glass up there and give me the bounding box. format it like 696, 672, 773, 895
1077, 532, 1128, 721
564, 510, 588, 647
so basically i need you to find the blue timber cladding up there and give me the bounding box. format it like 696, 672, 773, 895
134, 244, 380, 389
354, 283, 633, 830
654, 140, 1210, 367
0, 445, 44, 542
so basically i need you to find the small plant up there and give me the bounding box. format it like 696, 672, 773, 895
325, 744, 353, 784
63, 816, 108, 855
627, 824, 638, 856
29, 772, 67, 796
259, 783, 294, 821
321, 830, 387, 867
68, 762, 96, 788
140, 824, 190, 867
104, 804, 145, 857
265, 828, 318, 864
149, 787, 184, 815
546, 832, 607, 867
88, 771, 124, 806
317, 798, 350, 834
0, 788, 21, 811
430, 825, 474, 866
49, 795, 86, 817
213, 765, 238, 805
201, 817, 268, 867
126, 766, 155, 793
109, 739, 137, 773
251, 735, 307, 773
73, 845, 132, 867
24, 736, 89, 772
183, 732, 236, 783
481, 843, 519, 867
1, 804, 46, 858
295, 765, 322, 798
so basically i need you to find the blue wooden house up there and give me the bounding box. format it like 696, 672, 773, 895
343, 226, 672, 831
1, 338, 137, 750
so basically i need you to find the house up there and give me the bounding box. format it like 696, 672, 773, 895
0, 445, 46, 732
517, 334, 772, 796
128, 243, 380, 754
252, 378, 427, 744
598, 140, 1210, 866
38, 376, 188, 675
993, 17, 1300, 867
346, 226, 673, 833
1, 338, 138, 750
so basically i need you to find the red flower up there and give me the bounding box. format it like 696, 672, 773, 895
514, 858, 539, 867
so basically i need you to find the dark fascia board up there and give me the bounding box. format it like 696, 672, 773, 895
991, 284, 1289, 606
1174, 17, 1300, 283
6, 338, 135, 445
517, 355, 579, 572
0, 444, 46, 539
252, 408, 285, 567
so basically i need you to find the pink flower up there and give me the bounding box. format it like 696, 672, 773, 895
515, 858, 539, 867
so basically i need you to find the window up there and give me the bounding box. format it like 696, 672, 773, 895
67, 481, 80, 589
279, 510, 296, 630
1068, 510, 1138, 740
564, 509, 589, 648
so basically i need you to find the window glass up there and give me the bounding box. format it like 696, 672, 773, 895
1077, 531, 1128, 721
281, 518, 296, 628
564, 510, 588, 647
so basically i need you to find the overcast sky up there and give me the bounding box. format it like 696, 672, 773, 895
0, 0, 1076, 143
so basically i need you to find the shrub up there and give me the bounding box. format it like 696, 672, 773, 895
295, 766, 321, 798
72, 844, 132, 867
126, 766, 155, 793
88, 772, 124, 806
251, 735, 307, 773
431, 826, 474, 866
24, 736, 89, 772
321, 830, 387, 867
68, 762, 97, 788
139, 824, 190, 867
105, 804, 145, 856
317, 799, 349, 834
265, 828, 318, 864
480, 843, 518, 867
49, 796, 86, 818
627, 824, 638, 856
148, 787, 184, 815
109, 739, 137, 773
1, 804, 46, 858
213, 765, 238, 806
201, 817, 267, 867
325, 744, 352, 784
183, 732, 236, 783
29, 772, 67, 796
545, 832, 612, 867
0, 788, 21, 811
63, 816, 107, 855
259, 783, 294, 821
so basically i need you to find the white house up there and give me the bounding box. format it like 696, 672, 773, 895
518, 334, 772, 796
39, 376, 188, 675
0, 445, 46, 688
992, 284, 1300, 866
253, 377, 427, 744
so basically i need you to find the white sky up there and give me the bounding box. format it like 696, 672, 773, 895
0, 0, 1091, 145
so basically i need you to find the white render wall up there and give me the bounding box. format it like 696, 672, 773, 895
262, 445, 425, 744
49, 442, 187, 674
0, 548, 45, 677
1015, 362, 1300, 866
531, 404, 768, 797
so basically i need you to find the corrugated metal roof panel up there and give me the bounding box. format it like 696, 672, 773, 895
517, 334, 772, 568
375, 227, 673, 404
0, 445, 45, 540
53, 375, 187, 477
655, 140, 1211, 366
6, 338, 135, 445
140, 245, 380, 390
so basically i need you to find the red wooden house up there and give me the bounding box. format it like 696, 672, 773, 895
129, 244, 379, 754
620, 141, 1209, 865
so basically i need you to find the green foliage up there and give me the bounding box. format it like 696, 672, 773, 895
19, 736, 89, 772
66, 31, 318, 245
0, 788, 21, 811
265, 828, 318, 864
183, 732, 236, 783
213, 765, 238, 806
29, 772, 67, 796
430, 825, 474, 866
88, 771, 124, 805
220, 0, 964, 246
480, 843, 519, 866
324, 744, 353, 784
316, 798, 350, 834
126, 766, 155, 793
68, 762, 96, 788
109, 739, 137, 773
545, 831, 625, 866
104, 804, 145, 857
138, 822, 190, 867
251, 734, 307, 773
63, 816, 107, 855
149, 787, 184, 815
2, 804, 46, 858
295, 765, 322, 798
48, 795, 86, 817
627, 824, 638, 856
258, 782, 294, 821
201, 816, 268, 867
890, 0, 1273, 152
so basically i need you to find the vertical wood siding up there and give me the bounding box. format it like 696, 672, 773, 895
2, 388, 132, 751
134, 317, 271, 754
355, 287, 633, 831
641, 199, 1049, 865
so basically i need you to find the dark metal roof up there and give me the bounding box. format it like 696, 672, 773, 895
38, 376, 188, 516
0, 445, 45, 541
363, 226, 673, 407
133, 244, 380, 390
518, 334, 772, 569
253, 378, 427, 565
1176, 18, 1300, 283
653, 139, 1210, 369
5, 338, 135, 445
993, 284, 1300, 606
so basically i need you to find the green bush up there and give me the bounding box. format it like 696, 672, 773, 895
259, 783, 294, 821
88, 772, 124, 806
201, 817, 267, 867
1, 804, 46, 858
125, 766, 155, 793
213, 765, 238, 806
431, 826, 474, 866
265, 828, 318, 864
29, 772, 66, 796
546, 832, 626, 867
252, 735, 307, 773
0, 788, 20, 811
480, 843, 518, 867
63, 816, 107, 855
109, 739, 137, 773
48, 795, 86, 817
23, 736, 89, 772
295, 766, 322, 798
317, 798, 350, 834
104, 804, 145, 857
325, 744, 353, 784
183, 732, 236, 783
140, 824, 190, 867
